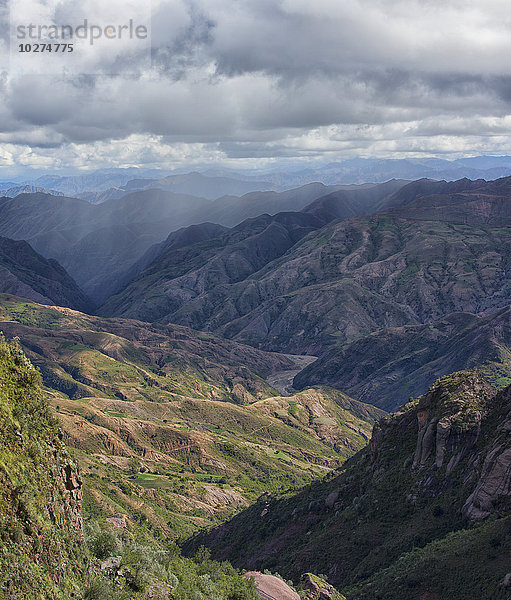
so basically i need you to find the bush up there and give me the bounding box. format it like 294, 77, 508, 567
83, 579, 113, 600
88, 528, 122, 560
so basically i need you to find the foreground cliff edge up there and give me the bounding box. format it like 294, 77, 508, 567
193, 370, 511, 600
0, 338, 265, 600
0, 337, 86, 599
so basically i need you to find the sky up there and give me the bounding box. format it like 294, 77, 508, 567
1, 0, 511, 175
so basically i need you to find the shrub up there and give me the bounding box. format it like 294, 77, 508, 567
83, 578, 113, 600
88, 528, 122, 560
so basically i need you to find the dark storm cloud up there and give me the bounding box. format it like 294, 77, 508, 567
2, 0, 511, 169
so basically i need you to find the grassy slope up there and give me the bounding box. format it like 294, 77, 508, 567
0, 294, 382, 544
0, 338, 87, 600
0, 338, 266, 600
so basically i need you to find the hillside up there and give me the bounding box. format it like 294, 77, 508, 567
0, 183, 357, 304
0, 294, 383, 541
0, 337, 87, 599
0, 236, 92, 312
100, 211, 325, 322
0, 190, 216, 303
194, 370, 511, 600
102, 212, 511, 356
303, 179, 406, 222
0, 337, 268, 599
295, 306, 511, 410
207, 180, 405, 228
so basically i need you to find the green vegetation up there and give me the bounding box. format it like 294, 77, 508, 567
194, 371, 511, 600
0, 300, 64, 328
82, 522, 258, 600
0, 293, 285, 403
346, 517, 511, 600
0, 337, 261, 600
0, 336, 87, 599
0, 296, 382, 545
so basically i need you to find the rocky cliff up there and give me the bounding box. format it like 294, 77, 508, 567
195, 370, 511, 599
0, 338, 87, 599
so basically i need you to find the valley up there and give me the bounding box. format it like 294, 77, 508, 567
0, 294, 382, 545
266, 354, 317, 396
2, 171, 511, 599
3, 0, 511, 594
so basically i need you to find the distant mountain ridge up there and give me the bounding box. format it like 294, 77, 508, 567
0, 236, 92, 312
0, 183, 361, 303
78, 171, 275, 202
202, 156, 511, 187
0, 185, 64, 197
12, 155, 511, 194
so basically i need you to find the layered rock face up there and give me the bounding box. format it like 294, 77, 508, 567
371, 371, 511, 521
462, 387, 511, 520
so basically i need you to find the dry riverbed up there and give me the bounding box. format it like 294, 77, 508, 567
267, 354, 317, 396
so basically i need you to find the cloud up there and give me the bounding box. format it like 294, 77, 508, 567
1, 0, 511, 172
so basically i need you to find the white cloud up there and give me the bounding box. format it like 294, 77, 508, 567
1, 0, 511, 171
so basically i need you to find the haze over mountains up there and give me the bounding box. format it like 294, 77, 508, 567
0, 185, 64, 198
4, 173, 511, 413
10, 155, 511, 200
77, 172, 275, 203
0, 237, 92, 312
0, 182, 387, 303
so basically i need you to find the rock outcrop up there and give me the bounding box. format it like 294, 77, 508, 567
243, 571, 300, 600
0, 339, 87, 598
197, 370, 511, 600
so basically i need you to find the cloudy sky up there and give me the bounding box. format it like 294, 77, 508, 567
1, 0, 511, 175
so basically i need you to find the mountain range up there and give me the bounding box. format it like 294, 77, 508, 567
0, 185, 64, 197
4, 175, 511, 411
0, 183, 349, 303
101, 178, 511, 364
77, 171, 275, 203
3, 168, 511, 599
12, 155, 511, 196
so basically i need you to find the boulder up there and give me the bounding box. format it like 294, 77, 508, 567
325, 491, 339, 509
244, 572, 300, 600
